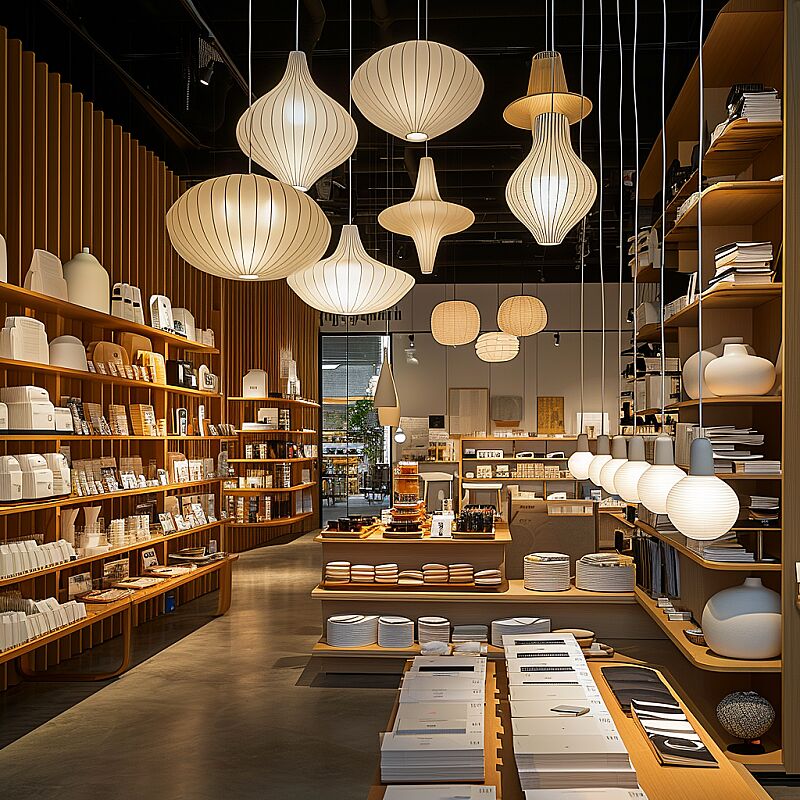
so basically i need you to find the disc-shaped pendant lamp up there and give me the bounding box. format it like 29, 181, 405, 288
497, 295, 548, 337
374, 350, 400, 427
287, 225, 414, 315
351, 40, 483, 142
378, 157, 474, 275
166, 174, 331, 281
431, 300, 480, 346
475, 332, 519, 363
236, 51, 358, 192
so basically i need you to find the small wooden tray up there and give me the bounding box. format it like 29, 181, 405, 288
451, 531, 496, 540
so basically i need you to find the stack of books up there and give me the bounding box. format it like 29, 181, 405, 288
709, 241, 774, 287
675, 424, 765, 474
734, 459, 781, 475
728, 85, 782, 122
750, 495, 780, 524
684, 532, 755, 563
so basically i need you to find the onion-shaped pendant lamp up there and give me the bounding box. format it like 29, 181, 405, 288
614, 435, 651, 503
166, 174, 331, 281
287, 225, 414, 315
497, 295, 548, 337
506, 112, 597, 246
236, 51, 358, 192
378, 157, 474, 274
374, 349, 400, 427
351, 40, 484, 142
588, 434, 612, 487
431, 300, 481, 346
638, 435, 686, 515
475, 332, 519, 363
568, 433, 594, 480
599, 436, 628, 494
666, 438, 739, 540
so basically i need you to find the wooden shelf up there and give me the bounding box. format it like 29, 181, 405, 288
667, 396, 781, 410
227, 457, 315, 463
226, 511, 314, 528
674, 467, 782, 480
703, 118, 784, 176
234, 429, 317, 436
634, 586, 781, 672
227, 396, 320, 408
463, 457, 568, 462
0, 283, 219, 354
315, 526, 512, 544
224, 482, 315, 494
665, 284, 782, 328
637, 321, 678, 343
312, 639, 505, 659
459, 476, 575, 482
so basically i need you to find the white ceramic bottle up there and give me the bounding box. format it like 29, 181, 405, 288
704, 343, 776, 396
62, 247, 110, 313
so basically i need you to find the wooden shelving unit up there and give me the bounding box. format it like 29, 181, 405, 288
665, 284, 782, 327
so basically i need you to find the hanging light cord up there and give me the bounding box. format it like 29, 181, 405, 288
247, 0, 253, 173
659, 0, 667, 422
631, 0, 640, 435
296, 0, 300, 50
616, 0, 623, 435
697, 0, 705, 433
578, 0, 586, 434
348, 0, 353, 224
598, 0, 606, 436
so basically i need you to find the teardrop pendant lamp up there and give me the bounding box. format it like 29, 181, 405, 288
475, 332, 519, 363
497, 295, 548, 337
378, 157, 474, 275
287, 225, 414, 315
351, 40, 484, 142
236, 51, 358, 192
374, 349, 400, 427
431, 300, 481, 346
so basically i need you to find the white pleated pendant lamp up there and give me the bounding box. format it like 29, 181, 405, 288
236, 51, 358, 192
430, 300, 481, 346
588, 435, 612, 487
614, 435, 650, 503
475, 332, 519, 363
568, 433, 594, 480
497, 295, 548, 336
599, 436, 627, 494
374, 350, 400, 427
638, 435, 686, 515
351, 40, 483, 141
287, 225, 414, 315
378, 157, 474, 274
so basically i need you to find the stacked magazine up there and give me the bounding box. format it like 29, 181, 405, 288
709, 241, 774, 287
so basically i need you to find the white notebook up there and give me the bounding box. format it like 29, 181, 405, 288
384, 787, 496, 799
509, 684, 592, 703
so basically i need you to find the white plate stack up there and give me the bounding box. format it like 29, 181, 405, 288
375, 563, 399, 583
326, 614, 379, 647
379, 615, 415, 648
524, 553, 571, 592
324, 561, 351, 584
350, 564, 376, 583
490, 617, 551, 647
575, 553, 636, 592
474, 569, 502, 587
418, 616, 451, 644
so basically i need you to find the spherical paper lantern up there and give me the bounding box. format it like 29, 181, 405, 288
166, 174, 330, 281
237, 51, 358, 192
351, 40, 483, 142
638, 436, 686, 514
588, 435, 612, 487
431, 301, 480, 346
599, 436, 627, 494
568, 433, 594, 480
613, 435, 650, 503
475, 332, 519, 363
497, 295, 548, 337
287, 225, 414, 315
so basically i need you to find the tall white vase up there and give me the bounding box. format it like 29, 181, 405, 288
62, 248, 110, 313
704, 343, 776, 396
61, 508, 79, 545
83, 505, 102, 530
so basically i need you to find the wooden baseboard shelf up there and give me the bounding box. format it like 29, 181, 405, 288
226, 511, 314, 528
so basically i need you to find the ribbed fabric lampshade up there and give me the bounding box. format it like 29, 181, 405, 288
378, 157, 474, 275
599, 436, 627, 494
287, 225, 414, 315
588, 434, 612, 486
614, 435, 650, 503
236, 51, 358, 192
568, 433, 593, 480
506, 112, 597, 246
637, 435, 686, 514
166, 174, 331, 281
431, 301, 481, 346
351, 40, 483, 141
475, 332, 519, 363
497, 295, 548, 337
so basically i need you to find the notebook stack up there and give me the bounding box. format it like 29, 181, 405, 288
728, 85, 782, 122
684, 533, 755, 563
448, 564, 475, 584
491, 617, 550, 648
379, 616, 415, 648
324, 561, 350, 583
734, 459, 780, 475
399, 569, 425, 586
376, 563, 400, 584
350, 564, 376, 583
505, 633, 641, 792
418, 616, 451, 645
524, 553, 571, 592
676, 424, 765, 474
750, 495, 780, 524
423, 563, 450, 584
709, 241, 774, 287
475, 569, 502, 587
381, 656, 487, 783
326, 614, 378, 647
575, 554, 635, 592
452, 624, 488, 643
383, 788, 495, 800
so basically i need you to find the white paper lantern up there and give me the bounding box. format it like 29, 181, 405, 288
287, 225, 414, 315
497, 295, 548, 337
568, 433, 593, 480
588, 435, 612, 486
351, 40, 483, 141
431, 301, 480, 346
613, 436, 650, 503
236, 51, 358, 191
599, 436, 627, 494
166, 174, 331, 281
475, 332, 519, 363
637, 436, 686, 514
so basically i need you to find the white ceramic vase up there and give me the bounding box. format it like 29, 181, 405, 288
682, 336, 748, 399
61, 508, 79, 545
62, 248, 110, 313
702, 577, 781, 660
704, 343, 776, 397
83, 505, 102, 530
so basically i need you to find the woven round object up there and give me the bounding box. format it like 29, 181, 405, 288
431, 300, 481, 346
717, 692, 775, 741
475, 332, 519, 363
497, 295, 548, 337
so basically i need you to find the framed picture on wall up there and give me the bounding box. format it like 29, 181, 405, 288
448, 388, 489, 437
537, 396, 565, 434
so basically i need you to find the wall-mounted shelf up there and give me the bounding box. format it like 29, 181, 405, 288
234, 429, 317, 436
224, 482, 315, 495
226, 511, 314, 529
227, 396, 320, 408
665, 284, 782, 328
667, 396, 781, 410
227, 457, 315, 463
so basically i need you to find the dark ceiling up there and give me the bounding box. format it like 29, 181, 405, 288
4, 0, 725, 284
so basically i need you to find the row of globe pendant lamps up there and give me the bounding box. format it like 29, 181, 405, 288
567, 434, 738, 541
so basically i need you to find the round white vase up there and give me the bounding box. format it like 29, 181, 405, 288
63, 247, 110, 313
682, 336, 746, 399
702, 577, 781, 660
704, 343, 776, 396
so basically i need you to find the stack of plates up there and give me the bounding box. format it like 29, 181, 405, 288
576, 553, 635, 592
448, 563, 475, 584
475, 569, 502, 587
452, 624, 488, 642
326, 614, 379, 647
418, 616, 451, 644
490, 617, 550, 648
379, 615, 415, 648
399, 569, 424, 586
324, 561, 351, 584
423, 563, 449, 584
350, 564, 376, 583
523, 552, 571, 592
375, 563, 399, 584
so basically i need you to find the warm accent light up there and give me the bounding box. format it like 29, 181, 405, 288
351, 40, 483, 141
599, 436, 627, 494
638, 435, 686, 514
568, 433, 594, 480
166, 174, 330, 281
378, 157, 474, 275
236, 51, 357, 192
588, 435, 612, 486
497, 295, 548, 337
614, 435, 651, 503
287, 225, 414, 315
475, 332, 519, 363
374, 350, 400, 427
431, 301, 481, 346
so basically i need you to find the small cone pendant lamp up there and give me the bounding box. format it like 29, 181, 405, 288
374, 350, 400, 427
378, 157, 474, 275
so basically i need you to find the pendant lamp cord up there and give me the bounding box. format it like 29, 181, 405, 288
597, 0, 606, 436
697, 0, 705, 433
545, 0, 549, 51
631, 0, 640, 435
247, 0, 253, 173
296, 0, 300, 50
348, 0, 353, 224
549, 0, 556, 113
616, 0, 623, 436
578, 0, 586, 435
659, 0, 667, 422
417, 0, 421, 39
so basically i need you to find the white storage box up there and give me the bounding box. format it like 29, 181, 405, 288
0, 456, 22, 502
17, 454, 53, 499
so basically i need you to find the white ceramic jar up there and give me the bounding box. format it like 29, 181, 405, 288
704, 343, 776, 396
682, 336, 749, 399
62, 247, 110, 313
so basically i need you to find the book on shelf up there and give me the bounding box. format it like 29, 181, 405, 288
734, 460, 781, 474
714, 241, 773, 267
684, 533, 756, 563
